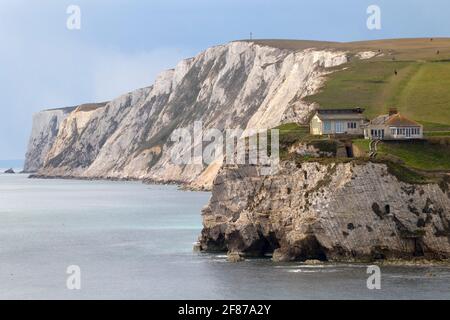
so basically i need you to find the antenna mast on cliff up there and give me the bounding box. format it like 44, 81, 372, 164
250, 32, 253, 40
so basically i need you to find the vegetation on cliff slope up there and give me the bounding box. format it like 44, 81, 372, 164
273, 126, 450, 185
353, 138, 450, 171
378, 139, 450, 171
272, 123, 338, 160
302, 38, 450, 131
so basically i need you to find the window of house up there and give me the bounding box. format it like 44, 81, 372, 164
323, 121, 331, 132
336, 122, 345, 133
347, 122, 357, 129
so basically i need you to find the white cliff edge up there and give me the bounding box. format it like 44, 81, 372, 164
25, 41, 375, 188
23, 107, 75, 173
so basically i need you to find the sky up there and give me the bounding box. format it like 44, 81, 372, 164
0, 0, 449, 160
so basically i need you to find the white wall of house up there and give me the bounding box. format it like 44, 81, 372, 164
364, 124, 386, 139
388, 127, 423, 139
365, 126, 423, 140
311, 116, 365, 135
310, 115, 322, 135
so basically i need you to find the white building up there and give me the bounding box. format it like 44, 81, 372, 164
364, 111, 424, 140
310, 108, 366, 135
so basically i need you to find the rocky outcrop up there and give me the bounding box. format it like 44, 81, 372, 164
198, 161, 450, 262
4, 168, 15, 174
25, 41, 361, 188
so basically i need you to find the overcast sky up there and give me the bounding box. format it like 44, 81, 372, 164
0, 0, 449, 160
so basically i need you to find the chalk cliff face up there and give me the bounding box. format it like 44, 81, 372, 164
199, 162, 450, 262
24, 107, 75, 172
26, 41, 352, 187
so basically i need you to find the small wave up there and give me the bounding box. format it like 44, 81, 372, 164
287, 269, 340, 273
275, 263, 366, 269
288, 270, 318, 273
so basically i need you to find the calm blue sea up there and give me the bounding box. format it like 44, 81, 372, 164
0, 174, 449, 300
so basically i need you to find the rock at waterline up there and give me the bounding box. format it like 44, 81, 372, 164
227, 252, 245, 263
4, 168, 15, 174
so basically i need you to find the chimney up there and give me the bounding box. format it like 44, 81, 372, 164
389, 108, 398, 116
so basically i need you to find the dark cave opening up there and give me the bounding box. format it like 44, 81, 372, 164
413, 238, 425, 257
298, 235, 328, 261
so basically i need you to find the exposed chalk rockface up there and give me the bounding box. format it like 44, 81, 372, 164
24, 107, 76, 172
199, 161, 450, 262
26, 41, 361, 188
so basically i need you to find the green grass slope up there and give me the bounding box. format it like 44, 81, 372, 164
296, 38, 450, 132
379, 140, 450, 171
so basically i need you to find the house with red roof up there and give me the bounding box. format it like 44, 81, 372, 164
363, 109, 424, 140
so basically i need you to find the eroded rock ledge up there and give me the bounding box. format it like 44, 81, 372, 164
198, 161, 450, 262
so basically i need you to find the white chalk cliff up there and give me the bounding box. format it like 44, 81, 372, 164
24, 107, 75, 172
25, 41, 359, 187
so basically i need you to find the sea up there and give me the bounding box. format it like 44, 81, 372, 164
0, 174, 449, 300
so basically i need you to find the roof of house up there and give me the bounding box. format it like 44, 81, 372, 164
317, 108, 365, 115
315, 108, 366, 120
370, 113, 422, 127
370, 114, 390, 125
386, 113, 421, 126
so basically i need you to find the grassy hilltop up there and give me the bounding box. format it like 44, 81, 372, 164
307, 38, 450, 132
253, 38, 450, 132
